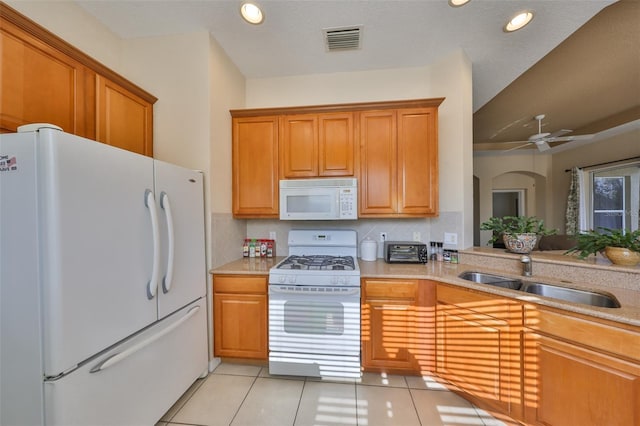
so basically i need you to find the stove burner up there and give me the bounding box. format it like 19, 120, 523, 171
277, 255, 355, 271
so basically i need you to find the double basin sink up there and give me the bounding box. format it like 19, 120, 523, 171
458, 271, 621, 308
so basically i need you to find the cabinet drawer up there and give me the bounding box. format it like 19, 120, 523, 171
213, 275, 267, 294
525, 307, 640, 362
364, 279, 417, 299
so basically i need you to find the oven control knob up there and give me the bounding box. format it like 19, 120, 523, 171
342, 277, 350, 285
330, 276, 338, 285
287, 275, 297, 284
278, 275, 286, 283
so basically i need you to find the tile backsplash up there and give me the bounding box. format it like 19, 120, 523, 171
220, 211, 465, 260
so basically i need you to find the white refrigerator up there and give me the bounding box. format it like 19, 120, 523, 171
0, 125, 209, 425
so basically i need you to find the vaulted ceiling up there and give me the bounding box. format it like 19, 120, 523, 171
75, 0, 639, 152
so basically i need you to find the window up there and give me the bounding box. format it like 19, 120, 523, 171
585, 162, 640, 233
593, 176, 626, 229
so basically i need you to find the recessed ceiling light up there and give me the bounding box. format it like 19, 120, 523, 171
448, 0, 471, 7
504, 11, 534, 32
240, 1, 264, 25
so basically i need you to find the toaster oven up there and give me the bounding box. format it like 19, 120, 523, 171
384, 241, 428, 264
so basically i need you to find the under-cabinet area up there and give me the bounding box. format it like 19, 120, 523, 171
211, 255, 640, 426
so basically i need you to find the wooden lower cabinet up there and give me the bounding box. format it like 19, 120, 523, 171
436, 284, 522, 418
361, 278, 436, 374
523, 307, 640, 426
213, 274, 268, 360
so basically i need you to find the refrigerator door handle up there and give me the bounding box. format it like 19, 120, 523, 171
89, 305, 201, 374
160, 192, 175, 294
145, 190, 161, 299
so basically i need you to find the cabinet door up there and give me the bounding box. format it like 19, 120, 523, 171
397, 108, 438, 215
96, 75, 153, 156
1, 18, 94, 136
280, 114, 318, 178
214, 293, 267, 359
359, 110, 397, 215
232, 116, 279, 217
362, 299, 416, 371
436, 285, 521, 416
524, 333, 640, 426
318, 112, 355, 177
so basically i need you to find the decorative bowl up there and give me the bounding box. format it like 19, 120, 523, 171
604, 246, 640, 266
503, 233, 538, 254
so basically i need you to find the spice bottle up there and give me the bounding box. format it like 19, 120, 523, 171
242, 239, 249, 257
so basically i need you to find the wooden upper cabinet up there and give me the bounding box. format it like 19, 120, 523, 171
397, 108, 438, 215
232, 116, 280, 218
280, 114, 319, 177
280, 112, 355, 178
318, 112, 355, 177
231, 98, 442, 219
96, 76, 153, 156
1, 3, 156, 156
0, 16, 94, 137
359, 106, 439, 217
359, 110, 398, 215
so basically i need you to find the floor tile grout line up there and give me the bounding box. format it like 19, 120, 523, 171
405, 377, 425, 426
226, 369, 261, 426
163, 377, 206, 424
291, 378, 309, 426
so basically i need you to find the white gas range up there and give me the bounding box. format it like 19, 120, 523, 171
268, 229, 361, 379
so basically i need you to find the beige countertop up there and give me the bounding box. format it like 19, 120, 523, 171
211, 255, 640, 327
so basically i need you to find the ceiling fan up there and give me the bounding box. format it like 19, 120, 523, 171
503, 114, 594, 152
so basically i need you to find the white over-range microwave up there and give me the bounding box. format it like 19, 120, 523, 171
279, 178, 358, 220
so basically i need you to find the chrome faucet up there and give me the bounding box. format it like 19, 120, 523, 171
521, 255, 532, 277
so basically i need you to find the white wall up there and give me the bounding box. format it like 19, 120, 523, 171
246, 50, 474, 247
208, 35, 246, 214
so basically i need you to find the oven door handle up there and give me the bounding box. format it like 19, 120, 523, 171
268, 286, 360, 296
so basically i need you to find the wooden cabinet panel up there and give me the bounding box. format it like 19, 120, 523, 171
214, 293, 267, 359
397, 108, 438, 215
0, 17, 93, 137
232, 116, 279, 217
359, 110, 397, 215
281, 114, 318, 177
1, 3, 156, 154
96, 75, 153, 156
365, 300, 416, 371
524, 333, 640, 426
523, 307, 640, 425
362, 278, 435, 374
281, 112, 355, 178
436, 284, 522, 416
213, 274, 268, 360
318, 112, 354, 176
359, 107, 439, 217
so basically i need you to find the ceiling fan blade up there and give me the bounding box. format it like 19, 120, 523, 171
536, 141, 551, 152
503, 143, 531, 153
547, 134, 595, 143
547, 129, 572, 138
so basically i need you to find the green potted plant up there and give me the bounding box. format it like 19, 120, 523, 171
480, 216, 556, 254
565, 227, 640, 266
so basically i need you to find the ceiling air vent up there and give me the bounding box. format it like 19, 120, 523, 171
323, 26, 362, 51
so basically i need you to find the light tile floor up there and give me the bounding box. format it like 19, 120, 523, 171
157, 363, 508, 426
